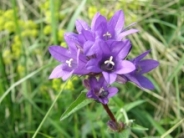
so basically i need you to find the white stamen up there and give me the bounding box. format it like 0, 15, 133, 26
103, 32, 112, 38
66, 58, 73, 67
99, 88, 104, 94
104, 56, 115, 66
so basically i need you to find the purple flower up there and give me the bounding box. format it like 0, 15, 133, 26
66, 10, 138, 56
123, 50, 159, 90
90, 10, 138, 41
86, 40, 135, 84
48, 45, 89, 80
86, 77, 118, 104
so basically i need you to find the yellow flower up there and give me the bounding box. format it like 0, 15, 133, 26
24, 20, 37, 29
64, 80, 74, 90
58, 30, 65, 41
88, 6, 97, 19
2, 49, 12, 65
60, 42, 67, 48
30, 29, 38, 37
4, 9, 14, 21
52, 79, 62, 91
17, 64, 25, 75
4, 22, 15, 32
43, 25, 51, 35
12, 43, 21, 59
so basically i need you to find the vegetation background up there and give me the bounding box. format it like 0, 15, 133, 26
0, 0, 184, 137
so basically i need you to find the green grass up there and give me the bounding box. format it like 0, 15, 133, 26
0, 0, 184, 138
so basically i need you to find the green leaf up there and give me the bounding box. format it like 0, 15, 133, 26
117, 128, 131, 138
67, 0, 87, 31
167, 54, 184, 82
131, 123, 148, 131
123, 100, 146, 112
60, 91, 92, 121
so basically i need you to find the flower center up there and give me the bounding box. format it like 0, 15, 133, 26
66, 58, 73, 67
98, 88, 109, 98
101, 56, 115, 71
103, 32, 112, 39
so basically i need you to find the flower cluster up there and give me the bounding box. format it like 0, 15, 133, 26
48, 10, 159, 104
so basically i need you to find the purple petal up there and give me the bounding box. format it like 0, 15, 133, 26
111, 40, 131, 59
132, 50, 151, 63
64, 33, 79, 51
98, 41, 111, 55
139, 59, 159, 74
86, 59, 101, 73
102, 72, 117, 84
75, 19, 90, 33
91, 12, 100, 30
81, 30, 95, 41
91, 14, 107, 31
107, 87, 118, 98
117, 29, 139, 40
84, 41, 99, 56
116, 60, 135, 74
86, 90, 94, 98
99, 98, 108, 104
135, 75, 155, 90
126, 74, 155, 90
108, 10, 124, 34
48, 46, 71, 62
99, 76, 106, 86
49, 65, 73, 80
116, 75, 127, 84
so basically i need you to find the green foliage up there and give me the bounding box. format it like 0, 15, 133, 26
0, 0, 183, 138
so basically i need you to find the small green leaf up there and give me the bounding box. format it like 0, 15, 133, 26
60, 91, 92, 121
117, 128, 131, 138
123, 100, 146, 112
131, 123, 148, 131
67, 0, 87, 31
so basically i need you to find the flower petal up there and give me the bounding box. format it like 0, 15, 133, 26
116, 60, 135, 74
126, 74, 155, 90
107, 87, 118, 98
91, 12, 100, 30
91, 14, 107, 31
111, 40, 131, 59
48, 46, 70, 62
117, 29, 138, 40
102, 72, 117, 84
86, 59, 101, 73
139, 59, 159, 74
108, 10, 124, 34
75, 19, 90, 33
132, 50, 151, 63
49, 65, 73, 81
135, 75, 155, 90
99, 98, 108, 104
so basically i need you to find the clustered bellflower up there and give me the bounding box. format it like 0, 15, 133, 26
48, 10, 159, 131
49, 10, 159, 103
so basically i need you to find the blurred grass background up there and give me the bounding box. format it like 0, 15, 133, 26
0, 0, 184, 137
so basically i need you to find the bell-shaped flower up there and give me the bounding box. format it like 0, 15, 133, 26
123, 50, 159, 90
48, 45, 89, 81
86, 40, 135, 84
86, 77, 118, 104
91, 10, 138, 41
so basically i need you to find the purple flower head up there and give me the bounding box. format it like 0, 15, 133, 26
48, 45, 89, 81
123, 50, 159, 90
86, 77, 118, 104
91, 10, 138, 41
86, 40, 135, 84
71, 10, 138, 56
